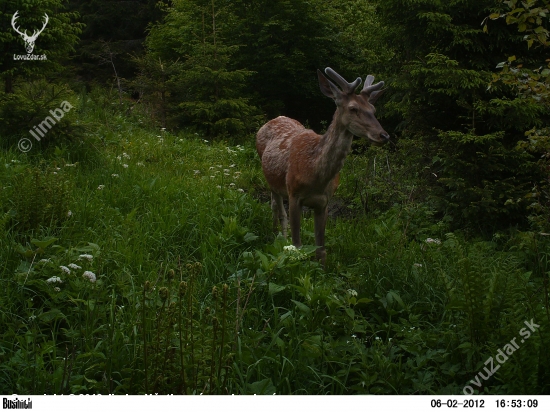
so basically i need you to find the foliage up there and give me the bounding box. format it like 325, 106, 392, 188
0, 80, 84, 150
1, 0, 550, 397
141, 0, 261, 138
67, 0, 163, 84
489, 0, 550, 231
1, 96, 549, 394
374, 0, 546, 231
0, 0, 82, 92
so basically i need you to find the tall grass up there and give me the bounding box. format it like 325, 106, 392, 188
0, 89, 548, 394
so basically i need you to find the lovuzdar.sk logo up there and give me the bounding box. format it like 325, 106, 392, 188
11, 10, 48, 61
3, 398, 32, 410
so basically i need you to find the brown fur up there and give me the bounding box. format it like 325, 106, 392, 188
256, 69, 389, 266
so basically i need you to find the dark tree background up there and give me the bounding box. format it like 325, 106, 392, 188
0, 0, 549, 232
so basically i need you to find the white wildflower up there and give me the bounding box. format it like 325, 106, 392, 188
67, 210, 72, 217
347, 289, 358, 297
111, 173, 119, 177
237, 188, 244, 193
224, 169, 230, 173
229, 183, 235, 187
425, 238, 441, 245
97, 185, 105, 190
82, 271, 97, 283
53, 172, 57, 175
123, 152, 130, 159
79, 254, 93, 261
59, 266, 71, 274
210, 176, 215, 179
123, 164, 128, 168
413, 263, 423, 268
65, 163, 76, 167
229, 164, 235, 168
47, 276, 63, 284
284, 245, 298, 252
54, 287, 61, 292
194, 170, 200, 175
375, 337, 381, 341
68, 263, 81, 270
39, 258, 51, 264
116, 155, 122, 161
137, 162, 144, 167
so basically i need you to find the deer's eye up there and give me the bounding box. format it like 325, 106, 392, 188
349, 106, 359, 115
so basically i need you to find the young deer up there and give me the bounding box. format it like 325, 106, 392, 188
256, 67, 389, 266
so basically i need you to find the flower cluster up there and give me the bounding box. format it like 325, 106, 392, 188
82, 271, 97, 283
283, 245, 308, 261
46, 276, 62, 284
425, 238, 441, 245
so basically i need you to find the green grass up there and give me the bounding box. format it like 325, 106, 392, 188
0, 91, 549, 394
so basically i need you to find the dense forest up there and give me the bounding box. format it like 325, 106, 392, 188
0, 0, 549, 395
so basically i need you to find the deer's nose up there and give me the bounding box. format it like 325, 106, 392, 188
381, 132, 390, 141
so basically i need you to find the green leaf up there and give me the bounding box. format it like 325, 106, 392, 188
243, 232, 258, 242
291, 299, 311, 315
248, 378, 276, 395
388, 291, 405, 308
268, 282, 285, 295
39, 309, 66, 323
31, 237, 58, 249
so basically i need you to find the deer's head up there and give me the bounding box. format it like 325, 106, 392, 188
11, 11, 49, 54
318, 67, 389, 146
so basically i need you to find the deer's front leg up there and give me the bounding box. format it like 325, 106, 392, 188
288, 195, 302, 248
314, 206, 328, 266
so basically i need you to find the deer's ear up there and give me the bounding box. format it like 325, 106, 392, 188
368, 88, 386, 105
318, 70, 342, 103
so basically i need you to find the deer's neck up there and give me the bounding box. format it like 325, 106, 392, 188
315, 109, 353, 186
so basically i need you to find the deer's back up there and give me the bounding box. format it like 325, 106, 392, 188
256, 116, 304, 158
257, 117, 305, 196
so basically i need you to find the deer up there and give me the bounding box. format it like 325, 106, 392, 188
11, 11, 49, 54
256, 67, 389, 267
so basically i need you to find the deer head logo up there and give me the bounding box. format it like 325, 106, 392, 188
11, 11, 49, 54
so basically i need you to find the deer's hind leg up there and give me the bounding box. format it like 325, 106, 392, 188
271, 191, 288, 238
313, 206, 328, 267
